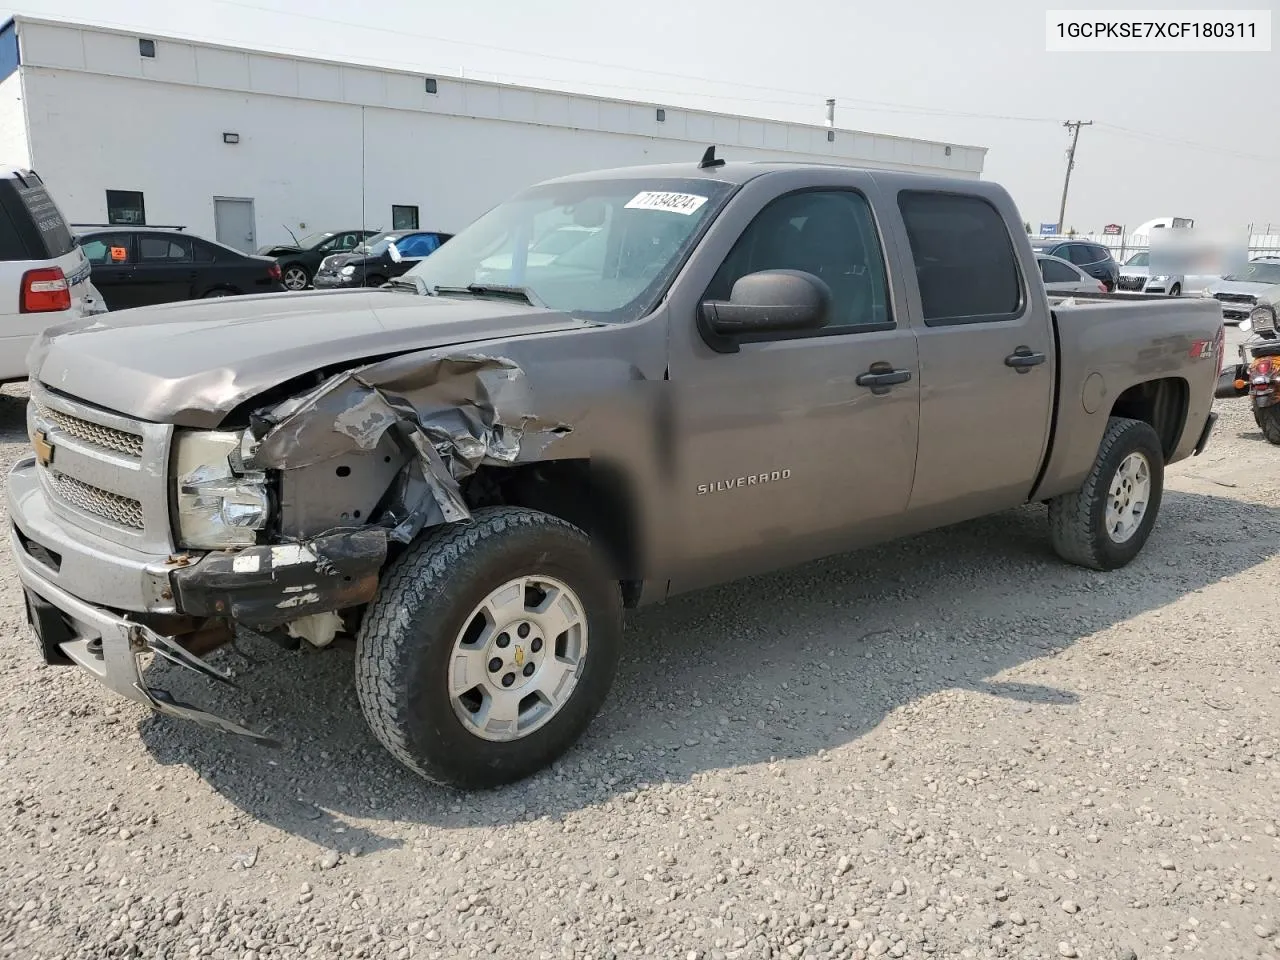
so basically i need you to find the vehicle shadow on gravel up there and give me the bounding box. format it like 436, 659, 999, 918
0, 389, 29, 444
137, 487, 1280, 849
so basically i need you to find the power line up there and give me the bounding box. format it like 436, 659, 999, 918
1094, 122, 1275, 165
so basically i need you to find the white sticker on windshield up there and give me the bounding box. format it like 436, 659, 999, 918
625, 191, 709, 216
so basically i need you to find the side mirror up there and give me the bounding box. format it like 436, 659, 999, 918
387, 242, 403, 263
699, 269, 831, 353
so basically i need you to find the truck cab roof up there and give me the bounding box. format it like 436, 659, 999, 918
541, 158, 987, 193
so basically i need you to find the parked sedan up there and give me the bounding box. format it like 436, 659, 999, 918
312, 229, 452, 289
258, 229, 380, 290
77, 228, 285, 311
1037, 254, 1107, 294
1030, 239, 1120, 291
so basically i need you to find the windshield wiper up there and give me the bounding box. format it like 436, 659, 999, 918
384, 276, 430, 295
432, 284, 541, 306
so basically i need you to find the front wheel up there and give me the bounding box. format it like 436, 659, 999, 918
364, 274, 387, 287
1254, 405, 1280, 445
355, 507, 623, 789
1048, 416, 1165, 571
1169, 283, 1181, 297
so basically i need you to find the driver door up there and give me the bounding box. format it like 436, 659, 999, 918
665, 177, 921, 593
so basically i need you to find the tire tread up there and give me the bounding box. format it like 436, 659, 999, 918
1048, 416, 1162, 571
355, 507, 611, 787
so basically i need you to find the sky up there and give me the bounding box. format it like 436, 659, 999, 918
3, 0, 1276, 233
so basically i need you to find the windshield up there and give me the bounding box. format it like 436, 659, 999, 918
354, 232, 398, 256
1125, 252, 1149, 266
403, 177, 735, 322
1223, 262, 1280, 284
295, 231, 334, 249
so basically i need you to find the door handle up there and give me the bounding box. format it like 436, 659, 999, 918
856, 363, 913, 394
1005, 347, 1047, 372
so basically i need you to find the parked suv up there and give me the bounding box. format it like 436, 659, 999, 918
1031, 239, 1120, 291
76, 227, 285, 310
0, 167, 107, 384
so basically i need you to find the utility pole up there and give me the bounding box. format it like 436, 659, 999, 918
1057, 120, 1092, 234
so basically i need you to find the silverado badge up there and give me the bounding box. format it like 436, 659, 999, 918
32, 430, 55, 467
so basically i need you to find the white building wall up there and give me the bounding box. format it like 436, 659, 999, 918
0, 72, 30, 169
13, 17, 987, 248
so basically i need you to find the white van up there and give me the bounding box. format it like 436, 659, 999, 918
0, 167, 107, 384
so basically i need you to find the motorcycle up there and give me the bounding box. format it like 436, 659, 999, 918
1215, 302, 1280, 444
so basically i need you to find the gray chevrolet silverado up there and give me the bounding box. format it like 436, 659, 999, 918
7, 156, 1223, 788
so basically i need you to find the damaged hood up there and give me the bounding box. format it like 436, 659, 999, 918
30, 290, 594, 427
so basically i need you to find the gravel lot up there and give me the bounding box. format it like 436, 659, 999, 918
1, 334, 1278, 960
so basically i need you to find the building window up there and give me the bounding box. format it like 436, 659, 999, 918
392, 205, 419, 230
138, 38, 156, 58
424, 78, 438, 94
656, 108, 666, 122
106, 191, 146, 225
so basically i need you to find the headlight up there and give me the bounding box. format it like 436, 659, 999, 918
340, 265, 355, 277
1200, 288, 1215, 298
173, 430, 271, 549
1149, 276, 1169, 284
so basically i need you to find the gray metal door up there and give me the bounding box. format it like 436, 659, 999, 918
213, 198, 256, 253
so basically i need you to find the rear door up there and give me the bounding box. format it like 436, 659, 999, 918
666, 172, 922, 591
894, 188, 1055, 523
133, 233, 197, 305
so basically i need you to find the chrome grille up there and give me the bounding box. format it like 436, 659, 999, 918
32, 399, 143, 458
1216, 293, 1257, 305
49, 472, 145, 530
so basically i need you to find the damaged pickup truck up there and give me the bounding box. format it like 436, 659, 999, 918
8, 155, 1223, 788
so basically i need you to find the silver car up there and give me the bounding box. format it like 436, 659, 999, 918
1200, 257, 1280, 324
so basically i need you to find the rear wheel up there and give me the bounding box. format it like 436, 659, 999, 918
281, 263, 310, 291
355, 507, 623, 789
201, 287, 236, 298
1048, 417, 1164, 571
1254, 406, 1280, 445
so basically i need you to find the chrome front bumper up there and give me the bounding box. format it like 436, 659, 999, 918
8, 456, 274, 742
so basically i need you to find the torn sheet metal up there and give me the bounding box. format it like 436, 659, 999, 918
171, 528, 387, 632
248, 354, 571, 542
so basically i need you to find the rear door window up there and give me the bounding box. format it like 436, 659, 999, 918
898, 191, 1023, 325
1065, 244, 1095, 266
0, 206, 24, 260
139, 234, 193, 262
1040, 258, 1078, 283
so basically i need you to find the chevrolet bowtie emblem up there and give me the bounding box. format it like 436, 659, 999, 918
32, 429, 55, 468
